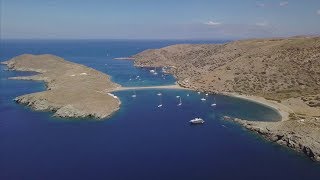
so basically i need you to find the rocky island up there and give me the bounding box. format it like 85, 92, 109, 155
132, 36, 320, 161
2, 54, 121, 119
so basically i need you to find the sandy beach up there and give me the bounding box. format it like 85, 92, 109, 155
222, 92, 292, 121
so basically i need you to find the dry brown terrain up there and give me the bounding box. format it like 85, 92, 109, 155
132, 36, 320, 161
2, 54, 121, 119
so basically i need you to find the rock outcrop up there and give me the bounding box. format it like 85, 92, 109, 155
224, 116, 320, 162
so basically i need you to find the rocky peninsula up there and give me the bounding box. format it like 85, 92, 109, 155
132, 36, 320, 161
2, 54, 121, 119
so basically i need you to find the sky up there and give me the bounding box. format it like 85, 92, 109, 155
1, 0, 320, 39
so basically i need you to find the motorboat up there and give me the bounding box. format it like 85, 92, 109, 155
190, 118, 205, 124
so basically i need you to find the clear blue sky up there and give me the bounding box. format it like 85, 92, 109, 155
1, 0, 320, 39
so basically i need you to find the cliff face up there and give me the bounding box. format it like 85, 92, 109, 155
133, 37, 320, 100
2, 54, 121, 119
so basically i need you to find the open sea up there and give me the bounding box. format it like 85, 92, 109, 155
1, 40, 320, 180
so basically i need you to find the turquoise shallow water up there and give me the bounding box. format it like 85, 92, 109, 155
0, 40, 320, 180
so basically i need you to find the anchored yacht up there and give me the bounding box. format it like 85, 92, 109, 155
190, 118, 205, 124
211, 97, 217, 107
177, 97, 182, 106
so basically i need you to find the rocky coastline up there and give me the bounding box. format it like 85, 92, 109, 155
2, 54, 121, 119
223, 116, 320, 162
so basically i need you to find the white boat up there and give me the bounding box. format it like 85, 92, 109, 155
132, 90, 137, 98
157, 94, 163, 107
205, 93, 209, 96
189, 118, 205, 124
211, 97, 217, 106
157, 92, 162, 96
187, 94, 190, 97
176, 95, 180, 98
201, 98, 206, 101
197, 92, 201, 94
177, 97, 182, 106
150, 68, 157, 75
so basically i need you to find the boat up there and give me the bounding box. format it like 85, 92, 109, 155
205, 93, 209, 96
157, 92, 162, 96
189, 118, 205, 124
197, 92, 201, 94
157, 94, 163, 107
201, 98, 206, 101
132, 90, 137, 98
177, 97, 182, 106
187, 94, 190, 97
211, 97, 217, 107
176, 95, 180, 98
150, 68, 157, 75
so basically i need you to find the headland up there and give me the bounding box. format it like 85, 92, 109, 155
2, 54, 121, 119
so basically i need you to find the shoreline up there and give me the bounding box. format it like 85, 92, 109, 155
222, 92, 291, 121
113, 57, 135, 60
113, 83, 287, 122
112, 84, 187, 92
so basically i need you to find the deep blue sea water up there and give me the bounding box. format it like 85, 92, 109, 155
1, 40, 320, 180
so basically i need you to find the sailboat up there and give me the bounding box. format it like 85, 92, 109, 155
157, 95, 163, 108
177, 96, 182, 106
131, 90, 137, 98
211, 97, 217, 107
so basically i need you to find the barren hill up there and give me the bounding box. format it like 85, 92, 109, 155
133, 37, 320, 101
